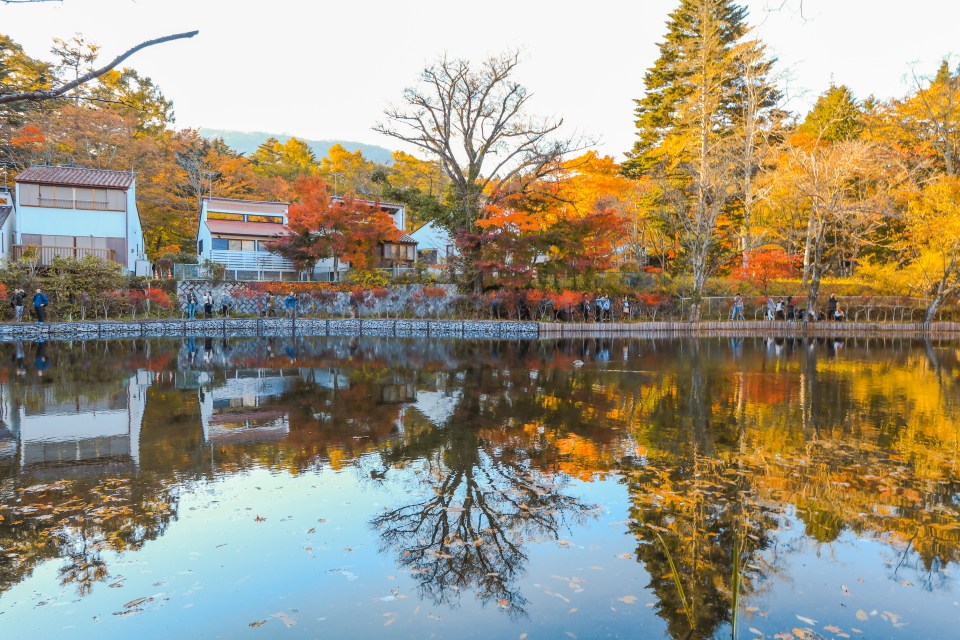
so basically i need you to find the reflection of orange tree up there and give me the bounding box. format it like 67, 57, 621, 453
0, 477, 177, 597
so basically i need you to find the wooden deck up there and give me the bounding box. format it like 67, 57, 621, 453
538, 320, 960, 336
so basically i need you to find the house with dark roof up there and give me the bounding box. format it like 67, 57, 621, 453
13, 166, 150, 274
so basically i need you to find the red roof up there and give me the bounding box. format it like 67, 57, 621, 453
206, 219, 289, 237
397, 234, 417, 244
16, 166, 136, 189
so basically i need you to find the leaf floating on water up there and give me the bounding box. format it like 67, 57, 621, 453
564, 632, 577, 640
427, 613, 441, 621
384, 618, 396, 627
616, 553, 632, 559
307, 528, 316, 534
568, 608, 578, 614
519, 634, 528, 640
249, 620, 267, 628
900, 579, 913, 587
791, 628, 808, 639
824, 625, 842, 633
796, 615, 817, 625
855, 610, 868, 621
497, 598, 510, 608
254, 515, 266, 522
618, 596, 638, 604
124, 597, 153, 609
271, 612, 297, 628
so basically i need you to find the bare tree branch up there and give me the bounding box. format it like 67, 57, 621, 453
0, 30, 199, 105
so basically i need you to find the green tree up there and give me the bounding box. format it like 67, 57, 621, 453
797, 84, 864, 143
623, 0, 776, 319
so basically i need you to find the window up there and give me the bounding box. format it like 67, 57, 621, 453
227, 239, 256, 252
208, 212, 244, 221
247, 215, 283, 223
198, 239, 204, 254
212, 238, 229, 250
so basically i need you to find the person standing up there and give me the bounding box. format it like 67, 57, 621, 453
775, 298, 784, 320
284, 291, 298, 318
220, 291, 231, 317
622, 296, 631, 321
203, 291, 213, 318
32, 288, 49, 325
730, 294, 745, 321
12, 288, 25, 322
766, 297, 775, 321
827, 294, 838, 320
186, 291, 198, 319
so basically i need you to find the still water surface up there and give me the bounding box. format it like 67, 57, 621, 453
0, 336, 958, 639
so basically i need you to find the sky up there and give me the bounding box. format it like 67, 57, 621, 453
3, 0, 959, 160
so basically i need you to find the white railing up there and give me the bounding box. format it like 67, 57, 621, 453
210, 250, 295, 271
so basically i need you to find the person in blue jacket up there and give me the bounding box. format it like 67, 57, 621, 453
32, 288, 49, 324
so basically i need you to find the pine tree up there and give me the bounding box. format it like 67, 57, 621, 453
622, 0, 779, 320
797, 85, 864, 143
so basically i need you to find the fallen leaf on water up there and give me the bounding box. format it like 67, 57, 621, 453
616, 553, 632, 559
113, 608, 142, 617
855, 610, 868, 621
307, 528, 316, 534
564, 632, 577, 639
882, 611, 900, 624
618, 596, 638, 604
568, 608, 578, 614
254, 515, 266, 522
824, 625, 842, 633
791, 628, 807, 639
124, 597, 153, 609
748, 627, 763, 636
519, 634, 528, 640
384, 618, 395, 627
796, 615, 817, 625
840, 584, 850, 595
249, 620, 266, 628
900, 580, 913, 587
271, 612, 297, 628
427, 613, 441, 621
497, 599, 510, 608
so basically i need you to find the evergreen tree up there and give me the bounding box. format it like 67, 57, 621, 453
797, 84, 864, 143
622, 0, 779, 320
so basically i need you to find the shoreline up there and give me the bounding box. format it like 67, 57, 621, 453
0, 318, 957, 341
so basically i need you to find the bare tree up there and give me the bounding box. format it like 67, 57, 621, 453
374, 51, 587, 291
0, 31, 198, 105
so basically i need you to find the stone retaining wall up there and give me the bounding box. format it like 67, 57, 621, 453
0, 318, 539, 342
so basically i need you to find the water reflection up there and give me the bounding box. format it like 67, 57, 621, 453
0, 336, 957, 639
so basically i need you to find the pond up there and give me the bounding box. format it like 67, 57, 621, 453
0, 335, 958, 640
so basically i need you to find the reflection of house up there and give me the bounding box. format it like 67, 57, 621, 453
14, 166, 150, 274
8, 371, 150, 472
196, 196, 296, 281
199, 369, 298, 443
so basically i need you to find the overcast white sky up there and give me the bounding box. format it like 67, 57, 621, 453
4, 0, 958, 159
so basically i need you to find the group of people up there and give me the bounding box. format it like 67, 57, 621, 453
183, 290, 300, 319
733, 293, 846, 322
583, 293, 632, 322
9, 288, 49, 324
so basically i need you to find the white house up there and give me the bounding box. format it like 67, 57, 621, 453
410, 221, 456, 265
196, 195, 414, 282
14, 166, 150, 274
196, 196, 297, 281
0, 186, 16, 263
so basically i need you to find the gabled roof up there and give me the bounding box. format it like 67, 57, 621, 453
206, 219, 289, 237
394, 234, 417, 244
16, 166, 136, 189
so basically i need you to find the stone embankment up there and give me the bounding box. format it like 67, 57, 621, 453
0, 318, 958, 342
0, 318, 539, 341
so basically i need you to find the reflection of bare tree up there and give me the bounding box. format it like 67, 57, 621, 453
372, 421, 596, 616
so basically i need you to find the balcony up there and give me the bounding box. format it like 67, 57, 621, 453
13, 245, 115, 266
200, 250, 298, 281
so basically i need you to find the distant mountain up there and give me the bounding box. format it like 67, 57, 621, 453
198, 128, 395, 165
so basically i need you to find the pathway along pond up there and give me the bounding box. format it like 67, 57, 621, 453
0, 336, 958, 640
